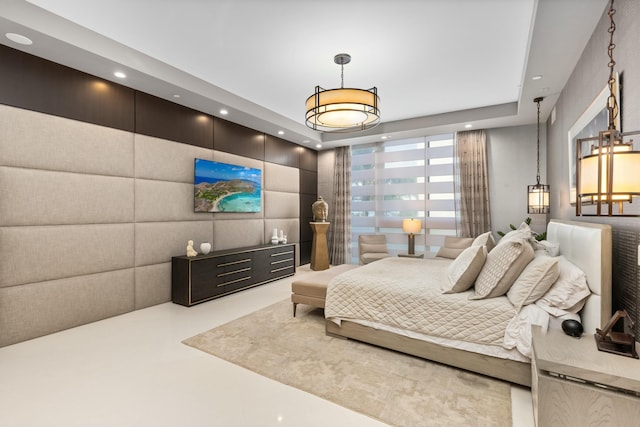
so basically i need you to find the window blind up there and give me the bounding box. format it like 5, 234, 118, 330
351, 134, 455, 263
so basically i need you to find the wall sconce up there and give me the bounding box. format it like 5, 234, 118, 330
576, 0, 640, 216
402, 218, 422, 255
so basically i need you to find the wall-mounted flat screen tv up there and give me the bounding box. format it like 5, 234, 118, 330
194, 158, 262, 212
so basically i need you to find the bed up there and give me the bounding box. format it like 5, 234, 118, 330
325, 219, 612, 386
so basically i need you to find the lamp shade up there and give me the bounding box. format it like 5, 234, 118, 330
579, 144, 640, 203
305, 86, 380, 132
402, 218, 422, 234
527, 184, 550, 214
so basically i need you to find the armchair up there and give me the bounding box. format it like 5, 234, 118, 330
358, 234, 392, 265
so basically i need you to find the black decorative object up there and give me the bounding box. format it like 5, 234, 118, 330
561, 319, 584, 338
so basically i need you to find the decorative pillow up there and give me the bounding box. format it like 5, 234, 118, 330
531, 239, 560, 257
442, 245, 487, 293
497, 222, 533, 246
535, 256, 591, 316
470, 238, 534, 300
472, 231, 496, 252
506, 255, 559, 311
359, 243, 388, 254
435, 236, 474, 259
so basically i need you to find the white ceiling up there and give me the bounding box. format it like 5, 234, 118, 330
1, 0, 607, 150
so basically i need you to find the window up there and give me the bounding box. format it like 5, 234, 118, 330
351, 135, 455, 263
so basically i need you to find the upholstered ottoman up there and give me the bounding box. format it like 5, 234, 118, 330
291, 264, 359, 316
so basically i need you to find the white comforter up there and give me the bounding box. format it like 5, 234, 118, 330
325, 257, 548, 358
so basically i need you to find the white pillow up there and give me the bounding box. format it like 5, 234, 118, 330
507, 255, 559, 311
442, 245, 487, 293
470, 239, 534, 300
531, 239, 560, 257
497, 222, 533, 246
472, 231, 496, 252
535, 256, 591, 316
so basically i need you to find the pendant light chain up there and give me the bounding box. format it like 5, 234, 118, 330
535, 97, 542, 185
607, 0, 618, 129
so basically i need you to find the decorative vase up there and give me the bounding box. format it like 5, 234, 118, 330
312, 196, 328, 222
200, 242, 211, 255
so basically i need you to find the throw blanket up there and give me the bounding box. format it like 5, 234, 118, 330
325, 257, 517, 347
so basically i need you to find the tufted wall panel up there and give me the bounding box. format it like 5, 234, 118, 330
0, 104, 306, 346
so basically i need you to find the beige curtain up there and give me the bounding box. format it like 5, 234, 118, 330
329, 147, 351, 264
454, 130, 491, 238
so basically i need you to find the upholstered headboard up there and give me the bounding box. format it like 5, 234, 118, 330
546, 219, 612, 334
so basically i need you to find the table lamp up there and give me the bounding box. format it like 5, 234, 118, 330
402, 218, 422, 255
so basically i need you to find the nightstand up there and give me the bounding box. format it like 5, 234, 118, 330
531, 325, 640, 427
397, 253, 424, 259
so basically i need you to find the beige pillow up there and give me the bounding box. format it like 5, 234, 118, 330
506, 255, 559, 311
442, 245, 487, 293
472, 231, 496, 252
470, 239, 534, 300
535, 256, 591, 316
435, 236, 474, 259
359, 243, 388, 254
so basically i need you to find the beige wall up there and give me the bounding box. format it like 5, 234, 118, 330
0, 105, 300, 347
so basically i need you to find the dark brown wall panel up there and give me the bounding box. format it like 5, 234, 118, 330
299, 146, 318, 172
0, 44, 134, 131
265, 135, 299, 168
299, 169, 318, 195
214, 118, 265, 160
135, 92, 213, 148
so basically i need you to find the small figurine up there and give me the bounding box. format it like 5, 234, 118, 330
186, 240, 198, 257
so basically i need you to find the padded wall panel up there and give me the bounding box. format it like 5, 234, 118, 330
134, 263, 171, 309
212, 219, 264, 251
264, 162, 299, 193
0, 224, 134, 287
264, 219, 300, 243
264, 191, 300, 219
134, 221, 213, 266
135, 180, 207, 222
299, 146, 318, 172
0, 167, 134, 226
135, 134, 212, 182
0, 269, 134, 347
0, 105, 134, 176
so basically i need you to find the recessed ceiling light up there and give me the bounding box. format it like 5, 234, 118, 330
316, 144, 322, 149
5, 32, 32, 45
532, 75, 543, 81
381, 136, 388, 140
113, 71, 126, 79
173, 94, 181, 98
219, 109, 228, 115
464, 124, 473, 129
302, 140, 310, 144
278, 130, 285, 135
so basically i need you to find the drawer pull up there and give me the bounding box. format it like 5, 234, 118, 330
271, 259, 293, 265
217, 267, 251, 277
217, 258, 251, 267
271, 266, 294, 273
271, 250, 294, 257
216, 276, 251, 287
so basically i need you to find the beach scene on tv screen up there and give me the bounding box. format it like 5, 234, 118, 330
194, 159, 261, 212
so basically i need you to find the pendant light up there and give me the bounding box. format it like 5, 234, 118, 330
527, 97, 550, 214
576, 0, 640, 216
305, 53, 380, 133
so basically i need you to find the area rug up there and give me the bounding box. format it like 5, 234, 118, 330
182, 300, 512, 427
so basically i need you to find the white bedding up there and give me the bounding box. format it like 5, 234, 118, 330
325, 257, 543, 360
